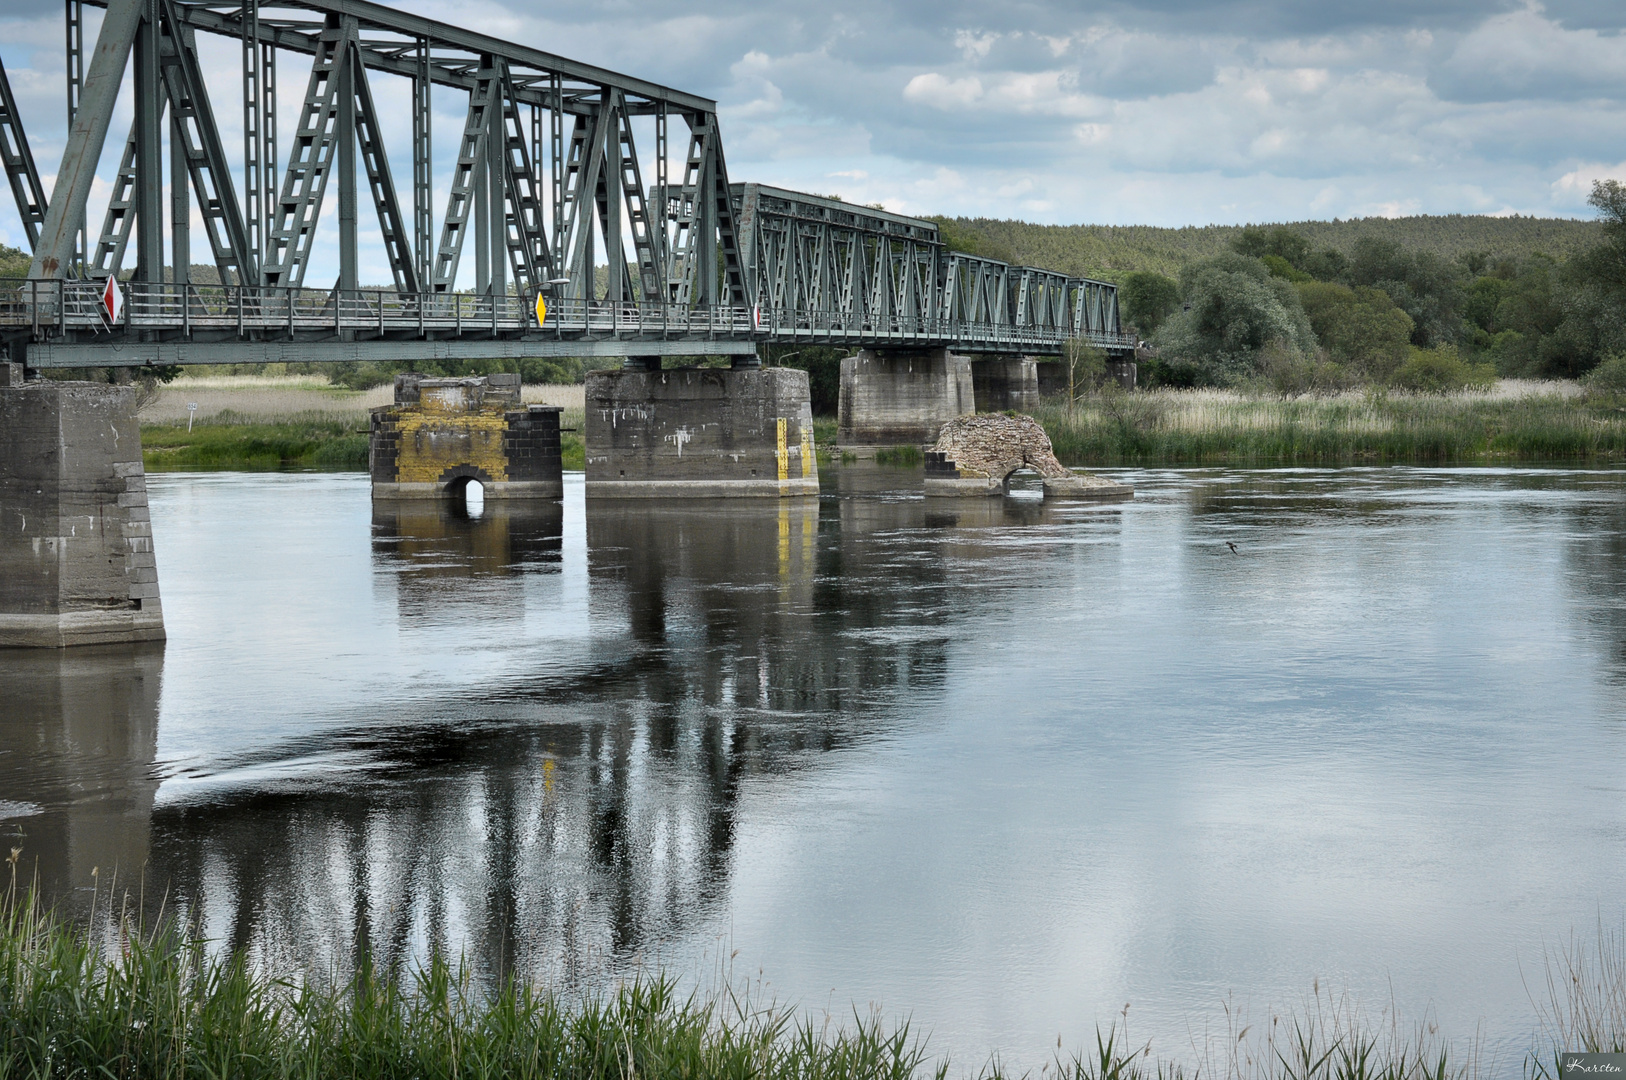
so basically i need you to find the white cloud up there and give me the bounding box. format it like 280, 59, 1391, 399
903, 73, 985, 109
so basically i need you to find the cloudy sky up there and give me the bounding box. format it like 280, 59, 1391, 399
1, 0, 1623, 275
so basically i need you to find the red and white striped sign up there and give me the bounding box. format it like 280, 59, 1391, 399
102, 275, 123, 324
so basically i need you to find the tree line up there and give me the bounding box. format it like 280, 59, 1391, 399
1116, 181, 1626, 390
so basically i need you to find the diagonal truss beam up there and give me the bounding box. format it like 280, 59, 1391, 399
559, 105, 607, 298
262, 13, 351, 287
31, 0, 142, 278
0, 56, 49, 251
429, 57, 499, 292
348, 44, 417, 293
88, 127, 139, 280
494, 61, 552, 294
157, 0, 256, 285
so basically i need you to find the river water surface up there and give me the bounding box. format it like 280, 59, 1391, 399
4, 465, 1625, 1074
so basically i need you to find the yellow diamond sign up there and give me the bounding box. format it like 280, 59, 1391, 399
534, 292, 548, 327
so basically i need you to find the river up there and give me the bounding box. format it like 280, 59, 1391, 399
3, 464, 1624, 1074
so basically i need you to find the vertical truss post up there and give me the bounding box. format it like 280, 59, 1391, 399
66, 0, 85, 271
241, 0, 268, 283
697, 120, 715, 306
133, 0, 163, 283
241, 0, 257, 276
170, 106, 188, 285
260, 38, 275, 280
654, 103, 668, 292
601, 89, 623, 303
336, 34, 356, 294
473, 131, 488, 294
412, 37, 432, 289
486, 84, 504, 297
549, 73, 562, 273
0, 56, 48, 252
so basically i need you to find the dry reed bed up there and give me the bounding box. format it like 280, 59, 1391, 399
1038, 385, 1626, 466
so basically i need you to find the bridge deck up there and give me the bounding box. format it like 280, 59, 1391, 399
1, 279, 1135, 366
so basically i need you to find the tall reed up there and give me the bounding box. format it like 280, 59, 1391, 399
0, 869, 1497, 1080
1034, 390, 1626, 467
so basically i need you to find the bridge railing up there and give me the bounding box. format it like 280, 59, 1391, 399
0, 278, 1132, 353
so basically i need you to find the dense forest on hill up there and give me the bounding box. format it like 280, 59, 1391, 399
930, 214, 1602, 282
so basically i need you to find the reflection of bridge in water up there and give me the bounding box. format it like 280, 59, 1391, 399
0, 476, 1092, 980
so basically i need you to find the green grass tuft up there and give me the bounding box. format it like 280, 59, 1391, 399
874, 444, 925, 467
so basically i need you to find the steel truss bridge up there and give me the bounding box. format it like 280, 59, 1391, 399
0, 0, 1131, 368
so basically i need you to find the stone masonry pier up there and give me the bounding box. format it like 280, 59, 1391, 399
370, 374, 562, 500
0, 365, 166, 647
585, 366, 818, 498
924, 413, 1132, 500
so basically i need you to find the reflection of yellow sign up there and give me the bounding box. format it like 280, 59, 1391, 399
534, 292, 547, 326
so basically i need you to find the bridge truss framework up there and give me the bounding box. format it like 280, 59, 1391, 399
0, 0, 1132, 367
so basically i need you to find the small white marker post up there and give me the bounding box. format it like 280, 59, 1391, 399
187, 402, 198, 432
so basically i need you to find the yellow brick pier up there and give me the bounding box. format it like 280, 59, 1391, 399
369, 374, 563, 500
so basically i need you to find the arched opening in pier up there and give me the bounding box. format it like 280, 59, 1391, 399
1004, 467, 1044, 500
447, 476, 486, 520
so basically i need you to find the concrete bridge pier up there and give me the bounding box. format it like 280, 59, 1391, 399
585, 365, 818, 497
971, 357, 1040, 413
0, 365, 166, 648
836, 348, 975, 449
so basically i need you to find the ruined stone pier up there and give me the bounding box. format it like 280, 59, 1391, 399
370, 374, 562, 501
0, 365, 166, 647
924, 413, 1132, 500
585, 364, 818, 497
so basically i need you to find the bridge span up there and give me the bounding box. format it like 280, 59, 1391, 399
0, 0, 1134, 648
0, 0, 1129, 367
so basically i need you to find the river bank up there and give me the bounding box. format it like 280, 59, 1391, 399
137, 376, 585, 470
1036, 382, 1625, 466
1, 884, 1615, 1080
133, 377, 1625, 472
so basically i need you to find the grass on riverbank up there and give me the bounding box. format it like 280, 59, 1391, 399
1035, 386, 1626, 467
141, 413, 372, 471
5, 876, 1623, 1080
141, 406, 587, 472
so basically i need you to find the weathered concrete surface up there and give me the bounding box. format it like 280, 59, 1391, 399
837, 348, 974, 447
0, 380, 167, 647
923, 413, 1132, 500
971, 357, 1040, 413
584, 366, 818, 498
370, 374, 562, 499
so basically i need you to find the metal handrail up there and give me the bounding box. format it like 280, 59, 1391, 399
0, 278, 1132, 352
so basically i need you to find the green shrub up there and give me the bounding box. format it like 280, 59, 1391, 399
1390, 346, 1496, 393
1583, 353, 1626, 396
